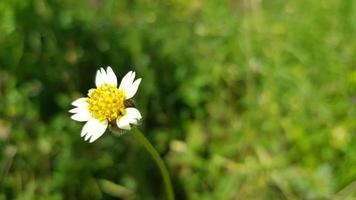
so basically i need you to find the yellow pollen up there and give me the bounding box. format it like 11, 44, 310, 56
87, 84, 126, 122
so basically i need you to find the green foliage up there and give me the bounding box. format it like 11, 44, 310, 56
0, 0, 355, 199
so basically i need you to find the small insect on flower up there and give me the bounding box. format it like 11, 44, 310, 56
70, 67, 142, 143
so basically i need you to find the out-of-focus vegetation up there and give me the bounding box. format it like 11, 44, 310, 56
0, 0, 355, 199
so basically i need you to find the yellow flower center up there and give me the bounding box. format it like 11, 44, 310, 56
87, 84, 126, 122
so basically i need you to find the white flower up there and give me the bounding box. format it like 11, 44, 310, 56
70, 67, 142, 143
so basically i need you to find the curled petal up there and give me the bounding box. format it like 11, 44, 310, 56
116, 108, 142, 130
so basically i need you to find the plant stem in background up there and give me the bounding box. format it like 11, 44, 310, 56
131, 128, 175, 200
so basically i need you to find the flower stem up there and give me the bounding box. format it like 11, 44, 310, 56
131, 128, 175, 200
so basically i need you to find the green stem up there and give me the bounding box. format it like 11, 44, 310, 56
131, 128, 175, 200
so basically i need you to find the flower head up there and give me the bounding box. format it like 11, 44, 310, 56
70, 67, 142, 143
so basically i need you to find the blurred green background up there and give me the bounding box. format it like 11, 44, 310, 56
0, 0, 355, 199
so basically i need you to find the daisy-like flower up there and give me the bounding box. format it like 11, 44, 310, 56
70, 67, 142, 143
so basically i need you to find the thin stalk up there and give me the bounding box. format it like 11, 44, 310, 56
131, 128, 175, 200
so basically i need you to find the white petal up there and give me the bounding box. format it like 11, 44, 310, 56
125, 78, 141, 99
85, 131, 92, 141
116, 108, 142, 130
116, 117, 131, 130
70, 106, 89, 115
100, 68, 107, 78
126, 107, 142, 120
77, 102, 88, 109
119, 71, 134, 91
81, 119, 95, 137
118, 71, 141, 99
71, 97, 87, 106
69, 108, 76, 113
95, 68, 102, 87
69, 102, 88, 113
69, 107, 80, 113
105, 66, 117, 86
95, 68, 105, 87
89, 122, 108, 143
71, 110, 91, 122
80, 118, 108, 142
100, 68, 108, 83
